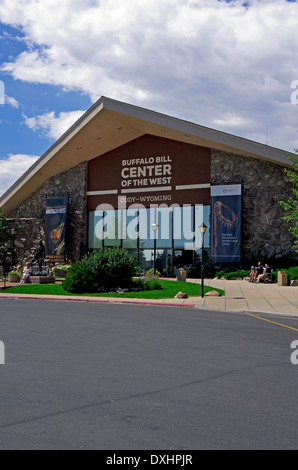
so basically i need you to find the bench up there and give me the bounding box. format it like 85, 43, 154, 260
263, 269, 273, 283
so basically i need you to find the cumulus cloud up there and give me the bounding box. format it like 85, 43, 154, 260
5, 95, 19, 108
0, 154, 39, 197
23, 109, 85, 140
0, 0, 298, 150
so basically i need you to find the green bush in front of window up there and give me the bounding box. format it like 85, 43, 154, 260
62, 248, 137, 294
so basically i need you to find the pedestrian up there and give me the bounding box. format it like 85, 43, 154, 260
166, 254, 172, 276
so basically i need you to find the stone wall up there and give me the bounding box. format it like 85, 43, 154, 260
211, 149, 297, 262
6, 162, 87, 267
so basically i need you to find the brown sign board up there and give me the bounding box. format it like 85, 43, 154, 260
45, 255, 65, 264
87, 135, 211, 210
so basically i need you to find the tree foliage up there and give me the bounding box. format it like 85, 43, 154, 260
279, 151, 298, 253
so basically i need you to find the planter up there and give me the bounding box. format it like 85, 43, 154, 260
8, 275, 20, 283
54, 269, 67, 278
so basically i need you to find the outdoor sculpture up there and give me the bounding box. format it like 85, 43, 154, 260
31, 240, 46, 275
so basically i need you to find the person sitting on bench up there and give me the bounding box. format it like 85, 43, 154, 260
21, 262, 31, 284
254, 261, 263, 282
257, 263, 272, 283
250, 266, 256, 282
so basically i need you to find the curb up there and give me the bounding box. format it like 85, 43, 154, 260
194, 304, 298, 317
0, 293, 195, 309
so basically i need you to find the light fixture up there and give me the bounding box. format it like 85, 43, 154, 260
199, 222, 207, 235
11, 228, 16, 269
151, 223, 159, 274
199, 222, 207, 298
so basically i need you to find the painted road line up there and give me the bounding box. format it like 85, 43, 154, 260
248, 313, 298, 332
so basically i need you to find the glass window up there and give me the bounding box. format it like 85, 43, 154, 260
103, 210, 121, 247
139, 249, 155, 271
139, 248, 168, 274
194, 205, 210, 249
139, 208, 154, 249
88, 210, 104, 249
173, 205, 194, 249
156, 207, 173, 248
88, 205, 210, 271
123, 208, 138, 249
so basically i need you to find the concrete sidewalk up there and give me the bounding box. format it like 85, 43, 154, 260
185, 278, 298, 316
0, 278, 297, 316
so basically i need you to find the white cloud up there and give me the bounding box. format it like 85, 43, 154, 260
23, 110, 85, 140
0, 0, 298, 150
0, 154, 39, 197
5, 95, 19, 108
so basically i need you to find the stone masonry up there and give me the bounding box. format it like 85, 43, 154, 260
211, 149, 297, 262
6, 162, 87, 267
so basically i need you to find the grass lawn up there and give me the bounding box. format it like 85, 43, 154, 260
0, 280, 225, 299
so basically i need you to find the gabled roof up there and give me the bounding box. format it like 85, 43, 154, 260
0, 95, 292, 214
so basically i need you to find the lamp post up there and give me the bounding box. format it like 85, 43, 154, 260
11, 228, 16, 270
151, 223, 159, 275
199, 222, 207, 298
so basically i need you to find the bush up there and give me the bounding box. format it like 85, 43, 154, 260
62, 248, 137, 294
215, 269, 250, 280
215, 266, 298, 282
136, 269, 162, 291
286, 266, 298, 281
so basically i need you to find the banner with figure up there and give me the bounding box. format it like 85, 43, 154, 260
210, 185, 242, 263
45, 197, 68, 263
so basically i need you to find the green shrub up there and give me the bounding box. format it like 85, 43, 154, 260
286, 266, 298, 280
216, 269, 250, 280
62, 248, 136, 294
138, 269, 162, 291
215, 266, 298, 282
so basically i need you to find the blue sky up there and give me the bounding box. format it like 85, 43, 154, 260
0, 0, 298, 197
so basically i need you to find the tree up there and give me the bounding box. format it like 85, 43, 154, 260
279, 151, 298, 253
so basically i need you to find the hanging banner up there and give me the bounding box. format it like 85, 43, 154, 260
210, 184, 242, 263
45, 197, 68, 263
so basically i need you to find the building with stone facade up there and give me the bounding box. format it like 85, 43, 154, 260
0, 96, 296, 272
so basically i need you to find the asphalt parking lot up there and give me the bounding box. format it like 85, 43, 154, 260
1, 298, 298, 450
